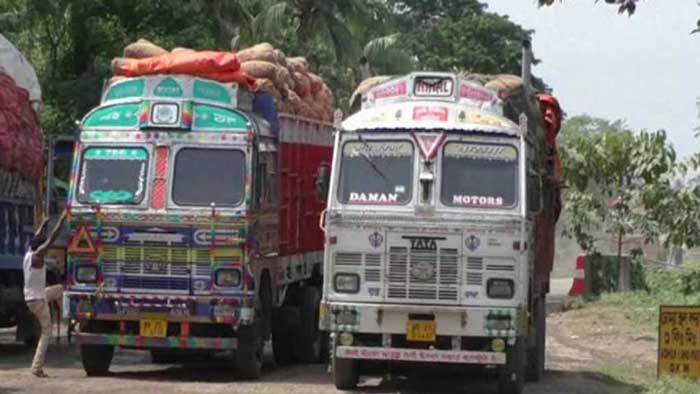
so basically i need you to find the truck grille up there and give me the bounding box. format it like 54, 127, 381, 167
97, 246, 218, 292
387, 247, 459, 302
333, 252, 382, 283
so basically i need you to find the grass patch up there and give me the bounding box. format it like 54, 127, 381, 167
583, 262, 700, 334
641, 377, 700, 394
577, 262, 700, 393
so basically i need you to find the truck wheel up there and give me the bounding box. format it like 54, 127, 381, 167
526, 295, 546, 382
80, 344, 114, 376
272, 307, 296, 366
333, 353, 359, 390
293, 287, 322, 363
235, 324, 264, 379
150, 349, 179, 364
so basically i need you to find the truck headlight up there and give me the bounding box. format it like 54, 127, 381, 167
76, 265, 97, 283
487, 278, 514, 299
215, 269, 241, 287
334, 273, 360, 293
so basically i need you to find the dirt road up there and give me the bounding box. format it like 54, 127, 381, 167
0, 309, 643, 394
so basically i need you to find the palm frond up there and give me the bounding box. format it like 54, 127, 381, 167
252, 2, 289, 42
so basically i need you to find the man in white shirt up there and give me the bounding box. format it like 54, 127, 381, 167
24, 210, 67, 378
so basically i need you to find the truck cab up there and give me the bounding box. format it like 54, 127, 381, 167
320, 72, 559, 394
64, 75, 333, 378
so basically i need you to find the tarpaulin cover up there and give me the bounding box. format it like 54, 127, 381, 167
0, 72, 44, 182
113, 51, 256, 88
0, 34, 41, 103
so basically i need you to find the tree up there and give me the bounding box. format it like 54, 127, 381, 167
560, 115, 700, 274
538, 0, 638, 15
389, 0, 532, 75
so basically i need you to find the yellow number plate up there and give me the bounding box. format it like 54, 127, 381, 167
140, 318, 167, 337
406, 320, 436, 342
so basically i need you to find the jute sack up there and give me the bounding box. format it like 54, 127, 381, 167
236, 43, 277, 63
124, 39, 167, 59
287, 57, 309, 73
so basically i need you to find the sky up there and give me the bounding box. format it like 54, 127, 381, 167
487, 0, 700, 159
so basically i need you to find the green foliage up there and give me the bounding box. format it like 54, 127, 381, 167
2, 0, 531, 132
560, 115, 700, 253
390, 0, 531, 75
590, 263, 700, 333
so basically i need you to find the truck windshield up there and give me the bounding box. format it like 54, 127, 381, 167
77, 147, 148, 204
172, 148, 246, 206
441, 142, 518, 208
338, 140, 413, 205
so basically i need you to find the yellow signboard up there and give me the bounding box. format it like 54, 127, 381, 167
658, 306, 700, 379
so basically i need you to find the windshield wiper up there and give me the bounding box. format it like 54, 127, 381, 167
357, 136, 392, 186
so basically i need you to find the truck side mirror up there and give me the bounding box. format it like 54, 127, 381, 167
315, 165, 331, 202
528, 174, 543, 214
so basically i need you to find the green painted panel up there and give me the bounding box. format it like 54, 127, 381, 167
193, 104, 247, 130
104, 79, 145, 101
154, 77, 184, 97
83, 104, 140, 128
88, 190, 134, 202
194, 79, 231, 104
84, 147, 147, 160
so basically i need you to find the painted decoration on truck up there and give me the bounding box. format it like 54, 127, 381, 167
193, 79, 232, 104
193, 104, 247, 130
83, 104, 140, 129
104, 79, 145, 101
153, 77, 183, 98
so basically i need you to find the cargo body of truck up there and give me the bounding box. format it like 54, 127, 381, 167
319, 63, 562, 392
62, 75, 332, 377
0, 34, 72, 344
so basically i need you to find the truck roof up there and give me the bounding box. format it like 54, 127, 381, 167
342, 72, 520, 136
82, 75, 255, 133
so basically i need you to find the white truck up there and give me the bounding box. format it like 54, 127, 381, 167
319, 47, 562, 394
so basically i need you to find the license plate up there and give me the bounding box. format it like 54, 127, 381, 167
406, 320, 436, 342
140, 318, 167, 337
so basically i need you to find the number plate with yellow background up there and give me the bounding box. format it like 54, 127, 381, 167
140, 317, 167, 337
406, 320, 436, 342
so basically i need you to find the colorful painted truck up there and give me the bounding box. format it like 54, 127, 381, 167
63, 75, 333, 377
319, 54, 562, 393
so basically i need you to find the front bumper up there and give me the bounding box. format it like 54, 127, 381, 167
64, 291, 255, 325
336, 346, 506, 365
75, 333, 237, 350
321, 301, 522, 338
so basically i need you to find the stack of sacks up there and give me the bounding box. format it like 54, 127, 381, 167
111, 39, 255, 88
110, 40, 334, 122
237, 44, 334, 121
0, 73, 44, 182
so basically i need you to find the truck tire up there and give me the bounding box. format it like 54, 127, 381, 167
271, 307, 296, 366
235, 324, 264, 379
293, 286, 322, 363
333, 353, 359, 390
80, 344, 114, 376
150, 349, 179, 364
526, 295, 546, 382
498, 338, 526, 394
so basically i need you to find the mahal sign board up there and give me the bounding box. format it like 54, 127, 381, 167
658, 305, 700, 379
